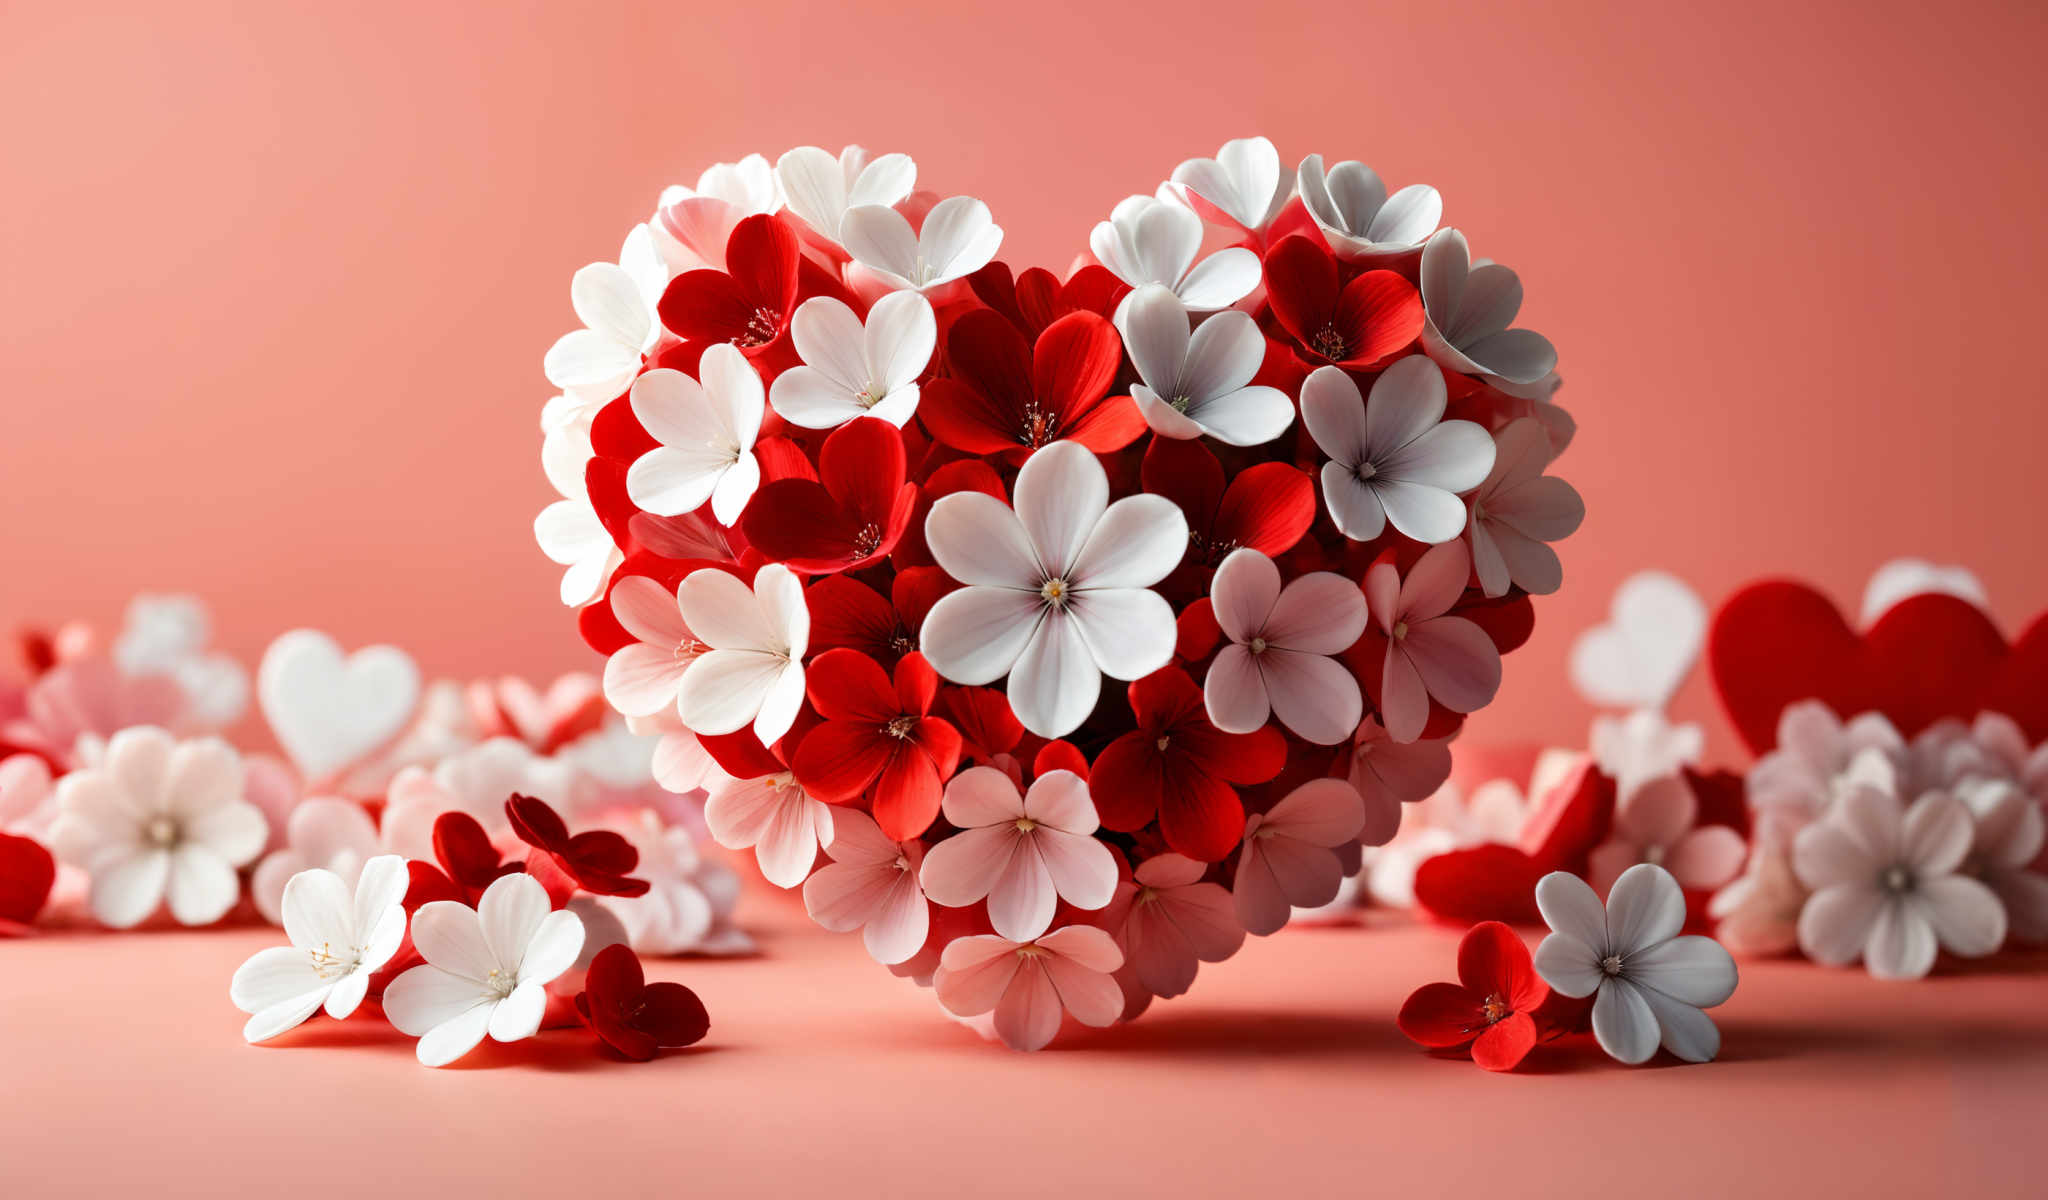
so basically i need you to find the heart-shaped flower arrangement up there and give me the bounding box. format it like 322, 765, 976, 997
533, 138, 1583, 1049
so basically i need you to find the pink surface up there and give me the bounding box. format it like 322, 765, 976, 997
2, 900, 2041, 1197
5, 0, 2047, 759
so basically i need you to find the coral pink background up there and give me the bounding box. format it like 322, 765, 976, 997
5, 0, 2045, 760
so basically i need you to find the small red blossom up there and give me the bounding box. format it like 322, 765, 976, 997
429, 810, 523, 904
1089, 667, 1286, 862
507, 794, 651, 900
1397, 921, 1554, 1071
967, 261, 1129, 338
1142, 437, 1315, 578
1262, 234, 1422, 370
575, 944, 711, 1062
919, 308, 1144, 459
739, 417, 916, 574
793, 650, 963, 841
657, 213, 802, 362
0, 832, 55, 935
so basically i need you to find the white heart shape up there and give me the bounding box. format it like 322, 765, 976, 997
257, 630, 421, 783
1860, 558, 1987, 628
1568, 571, 1705, 711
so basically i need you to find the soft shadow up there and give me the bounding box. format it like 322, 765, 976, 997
257, 1016, 415, 1054
1717, 1018, 2048, 1065
1053, 1009, 1408, 1058
440, 1031, 726, 1072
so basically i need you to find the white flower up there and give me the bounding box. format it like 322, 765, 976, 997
1592, 709, 1706, 796
774, 145, 916, 244
919, 767, 1117, 942
1960, 779, 2048, 944
600, 575, 703, 719
1295, 155, 1442, 261
250, 798, 380, 926
1534, 864, 1739, 1064
1465, 417, 1583, 597
378, 736, 582, 860
1234, 778, 1373, 935
1792, 785, 2005, 978
1203, 548, 1366, 745
841, 195, 1003, 292
1363, 541, 1503, 743
673, 564, 808, 744
1112, 853, 1245, 998
533, 421, 619, 607
542, 224, 668, 405
50, 727, 268, 928
1746, 702, 1906, 823
0, 752, 59, 840
112, 594, 248, 728
597, 810, 752, 956
768, 292, 935, 429
1113, 284, 1293, 445
919, 441, 1187, 738
229, 855, 408, 1042
1568, 571, 1707, 713
1167, 136, 1290, 234
704, 768, 833, 889
382, 873, 587, 1067
1089, 195, 1259, 311
1301, 357, 1495, 545
626, 346, 765, 526
932, 924, 1125, 1052
803, 808, 929, 965
1418, 229, 1557, 386
681, 154, 782, 214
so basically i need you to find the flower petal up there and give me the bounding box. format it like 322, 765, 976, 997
1590, 978, 1660, 1065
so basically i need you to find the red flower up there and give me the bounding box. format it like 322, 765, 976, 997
739, 418, 916, 574
0, 832, 55, 934
966, 262, 1129, 337
424, 810, 523, 905
918, 309, 1144, 458
1089, 667, 1286, 862
1262, 234, 1422, 369
507, 794, 651, 900
575, 944, 710, 1062
656, 213, 801, 362
1141, 437, 1316, 572
793, 650, 963, 841
1396, 921, 1553, 1071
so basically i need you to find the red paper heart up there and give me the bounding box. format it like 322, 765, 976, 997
1707, 580, 2048, 755
1412, 761, 1614, 926
0, 833, 56, 933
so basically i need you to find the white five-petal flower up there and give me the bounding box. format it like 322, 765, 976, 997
601, 575, 704, 720
1295, 155, 1442, 262
1301, 357, 1495, 545
768, 292, 935, 429
774, 145, 917, 244
919, 441, 1188, 738
533, 423, 620, 606
919, 766, 1118, 941
1114, 284, 1293, 445
626, 346, 766, 526
932, 924, 1125, 1052
841, 195, 1003, 292
803, 808, 930, 965
1204, 549, 1367, 745
673, 564, 808, 745
50, 727, 269, 928
1534, 864, 1739, 1064
542, 224, 668, 405
229, 855, 408, 1043
1089, 195, 1260, 311
1418, 229, 1558, 387
382, 873, 587, 1067
1167, 136, 1291, 235
1465, 417, 1584, 597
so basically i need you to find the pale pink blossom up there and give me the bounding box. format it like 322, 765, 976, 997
1707, 812, 1809, 957
918, 766, 1118, 942
250, 798, 380, 926
802, 808, 928, 965
1234, 778, 1378, 935
378, 737, 582, 860
601, 576, 704, 719
1959, 779, 2048, 945
703, 768, 833, 889
1588, 775, 1747, 895
1363, 540, 1501, 743
1347, 717, 1453, 813
1747, 701, 1907, 822
1111, 853, 1244, 999
596, 809, 752, 957
1204, 549, 1367, 745
933, 924, 1125, 1051
1464, 417, 1583, 597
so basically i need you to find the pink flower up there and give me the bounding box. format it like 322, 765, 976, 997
601, 576, 704, 720
1793, 786, 2004, 979
17, 658, 186, 764
1588, 774, 1747, 895
802, 808, 929, 965
1347, 717, 1453, 811
933, 924, 1125, 1051
1960, 780, 2048, 945
1361, 541, 1501, 743
1234, 778, 1382, 935
1708, 812, 1809, 957
918, 766, 1117, 941
704, 768, 834, 890
1203, 548, 1367, 746
249, 797, 381, 925
1111, 853, 1244, 998
0, 753, 58, 840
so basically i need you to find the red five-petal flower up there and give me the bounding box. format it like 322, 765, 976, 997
506, 794, 652, 900
1141, 437, 1316, 570
1090, 666, 1286, 862
793, 649, 963, 841
657, 213, 802, 358
575, 943, 710, 1062
739, 418, 916, 574
1397, 920, 1551, 1071
919, 309, 1144, 459
431, 810, 522, 904
1262, 234, 1423, 369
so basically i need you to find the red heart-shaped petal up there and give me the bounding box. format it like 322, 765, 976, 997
0, 833, 56, 933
